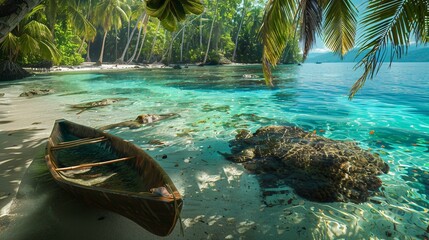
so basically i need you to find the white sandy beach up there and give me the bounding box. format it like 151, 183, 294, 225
0, 64, 426, 240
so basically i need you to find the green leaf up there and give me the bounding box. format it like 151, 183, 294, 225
259, 0, 297, 86
299, 0, 323, 60
323, 0, 357, 57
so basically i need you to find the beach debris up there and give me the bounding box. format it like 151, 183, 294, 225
99, 113, 179, 130
19, 89, 53, 97
242, 74, 259, 79
0, 93, 4, 97
148, 139, 165, 146
369, 130, 375, 135
227, 125, 390, 203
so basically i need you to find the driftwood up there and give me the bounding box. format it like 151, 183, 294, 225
99, 113, 179, 131
71, 98, 128, 114
19, 89, 53, 97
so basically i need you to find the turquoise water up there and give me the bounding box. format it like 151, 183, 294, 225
2, 62, 429, 239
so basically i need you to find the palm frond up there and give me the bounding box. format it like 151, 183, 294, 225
146, 0, 203, 31
23, 20, 53, 39
23, 4, 46, 22
259, 0, 297, 86
0, 33, 19, 57
18, 34, 40, 54
299, 0, 323, 60
322, 0, 357, 57
39, 39, 61, 64
67, 3, 96, 40
350, 0, 428, 99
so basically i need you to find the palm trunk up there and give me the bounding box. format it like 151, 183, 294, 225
115, 28, 118, 60
167, 32, 173, 64
117, 13, 145, 63
147, 21, 161, 63
135, 29, 147, 62
78, 37, 86, 54
97, 31, 108, 65
199, 15, 203, 48
232, 0, 246, 62
126, 17, 145, 63
86, 41, 91, 62
180, 26, 185, 62
136, 16, 150, 62
203, 0, 218, 64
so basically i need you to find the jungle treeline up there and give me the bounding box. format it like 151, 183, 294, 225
0, 0, 302, 68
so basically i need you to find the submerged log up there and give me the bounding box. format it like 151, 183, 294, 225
71, 98, 128, 115
19, 89, 53, 97
99, 113, 179, 131
227, 126, 390, 203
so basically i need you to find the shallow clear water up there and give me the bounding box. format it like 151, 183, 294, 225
2, 62, 428, 239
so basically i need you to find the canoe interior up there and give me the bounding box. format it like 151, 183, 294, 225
50, 120, 171, 194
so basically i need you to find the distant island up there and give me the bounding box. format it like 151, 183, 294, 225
307, 46, 429, 63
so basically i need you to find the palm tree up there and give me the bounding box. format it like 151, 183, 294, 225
117, 1, 146, 64
0, 4, 60, 81
94, 0, 129, 65
203, 0, 219, 64
260, 0, 428, 98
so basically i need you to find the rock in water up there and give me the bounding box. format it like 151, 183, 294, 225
227, 126, 389, 203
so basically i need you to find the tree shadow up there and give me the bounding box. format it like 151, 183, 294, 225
0, 127, 47, 217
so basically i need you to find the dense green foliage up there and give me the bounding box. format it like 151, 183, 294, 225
54, 23, 85, 65
2, 0, 303, 67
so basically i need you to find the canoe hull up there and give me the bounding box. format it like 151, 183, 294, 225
45, 119, 183, 236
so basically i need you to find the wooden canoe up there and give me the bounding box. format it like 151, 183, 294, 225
45, 119, 183, 236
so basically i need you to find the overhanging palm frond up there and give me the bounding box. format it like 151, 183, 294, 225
18, 34, 39, 54
299, 0, 323, 60
146, 0, 203, 31
259, 0, 297, 86
322, 0, 357, 57
0, 33, 18, 59
23, 20, 53, 39
350, 0, 428, 99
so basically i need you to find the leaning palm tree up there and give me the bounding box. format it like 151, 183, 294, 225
93, 0, 130, 65
0, 4, 60, 81
260, 0, 429, 98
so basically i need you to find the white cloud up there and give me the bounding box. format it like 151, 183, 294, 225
310, 47, 332, 53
